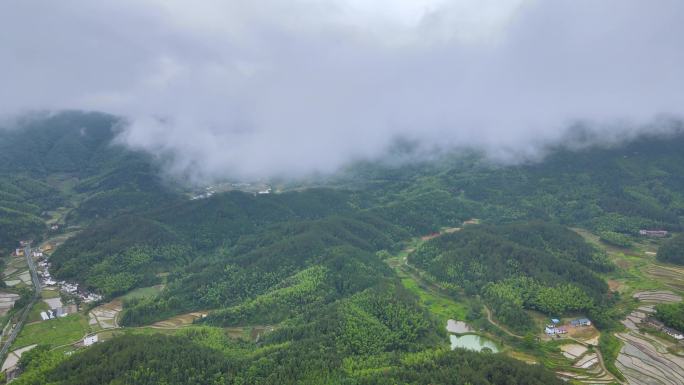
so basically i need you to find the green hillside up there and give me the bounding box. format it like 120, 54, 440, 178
409, 223, 612, 332
2, 113, 684, 384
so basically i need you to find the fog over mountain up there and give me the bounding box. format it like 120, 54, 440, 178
2, 0, 683, 180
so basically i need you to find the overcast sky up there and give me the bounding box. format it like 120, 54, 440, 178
1, 1, 683, 180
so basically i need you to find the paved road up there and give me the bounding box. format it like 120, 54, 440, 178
0, 244, 41, 364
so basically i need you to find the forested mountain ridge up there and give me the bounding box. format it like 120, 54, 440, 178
15, 331, 564, 385
410, 223, 613, 332
13, 280, 564, 385
0, 111, 183, 250
2, 112, 684, 384
657, 233, 684, 264
7, 112, 683, 324
332, 132, 684, 233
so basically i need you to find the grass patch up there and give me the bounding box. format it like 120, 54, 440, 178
12, 313, 89, 349
27, 301, 50, 323
97, 327, 180, 342
400, 276, 468, 323
41, 289, 61, 299
599, 333, 625, 381
120, 285, 163, 301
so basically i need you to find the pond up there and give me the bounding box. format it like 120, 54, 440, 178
449, 334, 499, 352
446, 319, 473, 334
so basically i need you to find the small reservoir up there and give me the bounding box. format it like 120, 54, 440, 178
449, 334, 499, 352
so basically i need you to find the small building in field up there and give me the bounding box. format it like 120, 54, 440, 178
83, 334, 98, 346
545, 325, 568, 335
639, 230, 669, 237
570, 318, 591, 327
54, 308, 68, 317
40, 311, 49, 321
551, 318, 560, 324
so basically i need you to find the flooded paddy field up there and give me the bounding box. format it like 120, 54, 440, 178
616, 290, 684, 385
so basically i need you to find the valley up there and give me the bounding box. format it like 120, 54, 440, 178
4, 211, 682, 385
0, 113, 683, 384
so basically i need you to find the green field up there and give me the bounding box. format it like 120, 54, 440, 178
400, 276, 468, 323
119, 285, 163, 301
12, 314, 90, 349
26, 301, 50, 323
40, 289, 61, 299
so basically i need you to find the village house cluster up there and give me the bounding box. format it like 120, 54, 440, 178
191, 183, 274, 200
37, 260, 102, 303
190, 186, 215, 200
39, 307, 69, 321
11, 240, 103, 305
643, 317, 684, 340
545, 318, 592, 336
9, 240, 100, 323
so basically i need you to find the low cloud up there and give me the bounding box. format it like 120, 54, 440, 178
2, 1, 683, 181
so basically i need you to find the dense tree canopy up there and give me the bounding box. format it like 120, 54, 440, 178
654, 302, 684, 331
657, 234, 684, 265
3, 112, 684, 384
409, 223, 611, 332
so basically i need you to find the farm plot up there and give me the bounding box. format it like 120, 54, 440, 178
12, 313, 90, 349
616, 332, 684, 385
557, 358, 615, 385
152, 311, 208, 328
89, 299, 122, 329
1, 344, 36, 372
545, 342, 615, 384
633, 290, 682, 303
616, 290, 684, 385
3, 255, 29, 288
560, 344, 587, 359
643, 264, 684, 291
0, 292, 20, 316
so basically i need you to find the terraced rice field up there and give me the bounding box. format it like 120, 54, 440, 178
643, 264, 684, 291
89, 299, 122, 329
617, 332, 684, 385
3, 255, 29, 288
616, 290, 684, 385
570, 230, 684, 383
632, 290, 682, 303
551, 342, 615, 384
560, 344, 587, 359
0, 292, 20, 316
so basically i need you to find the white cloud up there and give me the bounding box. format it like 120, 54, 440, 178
1, 0, 683, 180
